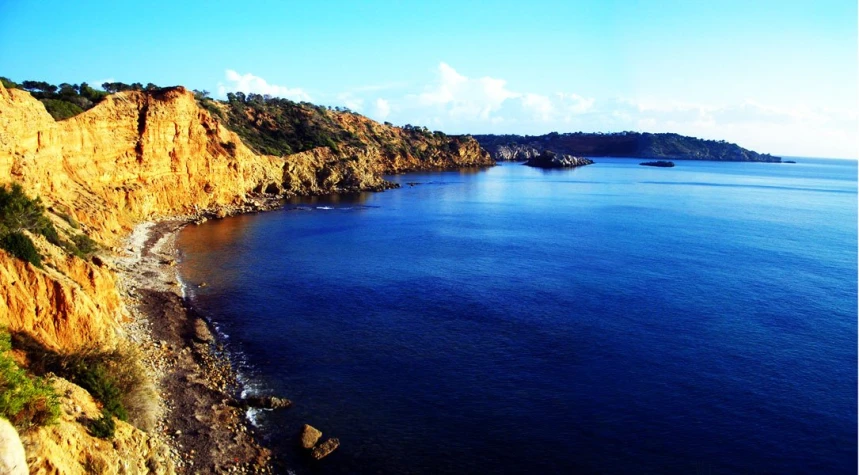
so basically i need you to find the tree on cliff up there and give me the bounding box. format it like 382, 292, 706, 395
0, 77, 17, 89
21, 80, 57, 94
0, 184, 58, 239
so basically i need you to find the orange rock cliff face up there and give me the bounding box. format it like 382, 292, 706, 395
0, 84, 284, 244
0, 81, 492, 471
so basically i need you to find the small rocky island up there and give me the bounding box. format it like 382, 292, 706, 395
524, 150, 593, 169
640, 160, 675, 167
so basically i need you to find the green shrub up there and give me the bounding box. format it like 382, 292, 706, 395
57, 211, 80, 229
0, 183, 58, 238
0, 183, 74, 265
88, 408, 116, 439
0, 232, 42, 267
0, 331, 59, 430
40, 98, 85, 121
40, 222, 63, 247
74, 364, 128, 422
50, 344, 155, 432
69, 233, 99, 258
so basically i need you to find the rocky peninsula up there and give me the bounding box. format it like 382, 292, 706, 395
475, 131, 781, 162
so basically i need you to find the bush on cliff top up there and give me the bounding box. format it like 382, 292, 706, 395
0, 330, 60, 431
40, 98, 85, 121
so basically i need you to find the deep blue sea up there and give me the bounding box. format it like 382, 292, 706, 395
176, 157, 857, 474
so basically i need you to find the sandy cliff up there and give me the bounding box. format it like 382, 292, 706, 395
0, 84, 284, 245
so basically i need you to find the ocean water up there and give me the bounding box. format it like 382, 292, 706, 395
176, 157, 857, 474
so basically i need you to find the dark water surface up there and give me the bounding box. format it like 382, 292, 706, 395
176, 158, 857, 474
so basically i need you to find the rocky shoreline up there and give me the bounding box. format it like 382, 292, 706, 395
114, 198, 287, 473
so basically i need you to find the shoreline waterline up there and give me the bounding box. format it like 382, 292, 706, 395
115, 213, 280, 473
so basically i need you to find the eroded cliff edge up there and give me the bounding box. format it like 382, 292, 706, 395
0, 82, 492, 472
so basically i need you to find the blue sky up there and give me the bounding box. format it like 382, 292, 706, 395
1, 0, 856, 158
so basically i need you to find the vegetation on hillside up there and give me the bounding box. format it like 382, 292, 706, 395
0, 330, 60, 431
0, 183, 100, 265
202, 92, 361, 155
474, 131, 780, 162
62, 345, 156, 437
201, 91, 473, 165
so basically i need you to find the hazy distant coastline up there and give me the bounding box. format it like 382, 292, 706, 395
474, 132, 781, 163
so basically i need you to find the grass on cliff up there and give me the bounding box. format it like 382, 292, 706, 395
0, 330, 60, 431
16, 335, 158, 436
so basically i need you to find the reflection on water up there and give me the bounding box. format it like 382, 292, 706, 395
285, 192, 374, 207
176, 215, 257, 290
179, 214, 255, 253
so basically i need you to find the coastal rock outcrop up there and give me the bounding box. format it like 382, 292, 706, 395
311, 438, 340, 460
300, 424, 322, 449
0, 84, 284, 245
487, 143, 541, 161
524, 150, 594, 169
21, 377, 172, 474
639, 160, 675, 167
0, 418, 27, 475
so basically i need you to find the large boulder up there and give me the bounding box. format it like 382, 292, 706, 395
300, 424, 322, 449
244, 396, 292, 409
0, 418, 27, 475
524, 150, 593, 169
193, 318, 215, 343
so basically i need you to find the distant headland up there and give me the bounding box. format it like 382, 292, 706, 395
474, 132, 781, 163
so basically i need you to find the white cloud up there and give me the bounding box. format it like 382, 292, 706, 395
217, 70, 310, 101
416, 62, 519, 120
556, 93, 595, 115
374, 98, 391, 120
521, 93, 554, 121
604, 97, 857, 158
402, 63, 597, 127
337, 92, 364, 112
